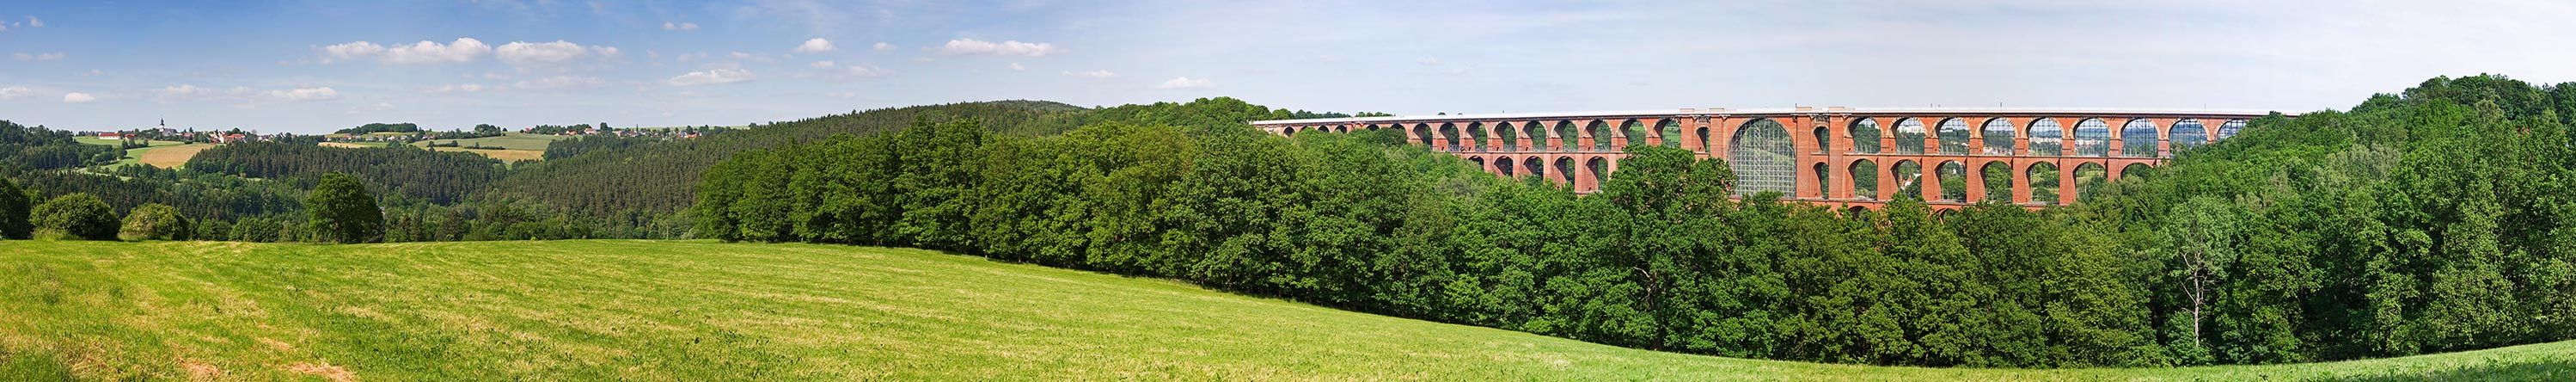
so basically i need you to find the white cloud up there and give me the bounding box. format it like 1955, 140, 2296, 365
676, 52, 707, 62
514, 76, 608, 89
0, 86, 31, 100
590, 46, 621, 59
793, 38, 835, 53
324, 38, 490, 65
496, 40, 600, 65
1155, 77, 1215, 89
1062, 70, 1116, 78
15, 52, 63, 61
662, 22, 699, 31
25, 16, 40, 28
321, 41, 385, 63
382, 38, 490, 65
666, 68, 753, 86
840, 65, 889, 78
811, 60, 887, 78
156, 84, 343, 104
872, 42, 895, 51
1009, 63, 1026, 71
931, 39, 1065, 57
726, 51, 776, 63
350, 102, 395, 114
1417, 56, 1441, 65
62, 92, 95, 103
156, 84, 229, 101
266, 87, 340, 102
424, 83, 488, 94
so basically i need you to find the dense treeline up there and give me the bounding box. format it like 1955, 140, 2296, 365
694, 75, 2576, 367
487, 98, 1306, 236
695, 118, 2163, 367
186, 142, 505, 204
0, 120, 119, 171
7, 164, 306, 221
333, 122, 422, 134
542, 134, 666, 160
2074, 75, 2576, 363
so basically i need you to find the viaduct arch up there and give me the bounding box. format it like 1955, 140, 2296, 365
1256, 107, 2281, 212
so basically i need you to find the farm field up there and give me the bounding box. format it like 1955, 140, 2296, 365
425, 132, 566, 151
0, 240, 2567, 381
76, 139, 211, 169
422, 133, 565, 161
131, 143, 217, 168
430, 146, 545, 161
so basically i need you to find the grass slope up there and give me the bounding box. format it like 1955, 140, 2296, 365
0, 240, 2567, 381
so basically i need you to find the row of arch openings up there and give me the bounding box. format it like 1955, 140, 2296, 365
1842, 117, 2243, 157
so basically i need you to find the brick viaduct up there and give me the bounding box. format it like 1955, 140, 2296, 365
1252, 107, 2284, 212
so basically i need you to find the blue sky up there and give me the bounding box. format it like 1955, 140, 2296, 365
3, 0, 2573, 133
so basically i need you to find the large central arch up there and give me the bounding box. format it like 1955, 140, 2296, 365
1730, 119, 1796, 196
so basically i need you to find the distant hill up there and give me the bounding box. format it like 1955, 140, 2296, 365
0, 120, 121, 171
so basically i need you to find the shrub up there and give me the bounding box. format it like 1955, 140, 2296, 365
119, 203, 193, 241
32, 194, 118, 240
231, 218, 284, 243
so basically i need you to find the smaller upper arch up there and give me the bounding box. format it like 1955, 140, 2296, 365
1848, 118, 1883, 154
1980, 118, 2016, 155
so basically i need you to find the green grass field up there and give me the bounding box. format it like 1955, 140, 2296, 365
1, 240, 2567, 381
424, 132, 566, 151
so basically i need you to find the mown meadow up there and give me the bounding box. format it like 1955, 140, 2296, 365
2, 240, 2567, 381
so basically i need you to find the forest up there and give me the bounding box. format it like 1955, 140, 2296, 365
333, 122, 423, 135
691, 75, 2576, 367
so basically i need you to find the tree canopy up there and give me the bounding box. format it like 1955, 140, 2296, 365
0, 176, 31, 239
306, 172, 384, 243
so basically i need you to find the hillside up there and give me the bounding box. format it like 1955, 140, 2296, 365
0, 240, 2566, 381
